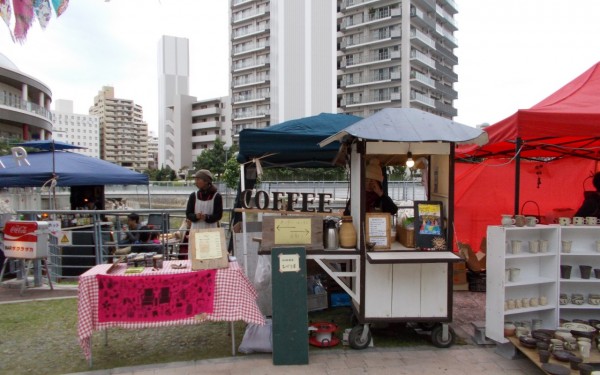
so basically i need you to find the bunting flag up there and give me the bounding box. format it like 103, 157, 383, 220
33, 0, 50, 29
0, 0, 14, 41
13, 0, 34, 43
50, 0, 67, 17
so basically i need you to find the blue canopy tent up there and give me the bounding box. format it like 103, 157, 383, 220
0, 151, 148, 187
237, 112, 363, 168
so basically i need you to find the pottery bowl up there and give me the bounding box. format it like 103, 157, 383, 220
519, 336, 537, 348
551, 350, 573, 362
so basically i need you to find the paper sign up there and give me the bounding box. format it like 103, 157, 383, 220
194, 230, 223, 260
274, 218, 311, 245
278, 253, 300, 273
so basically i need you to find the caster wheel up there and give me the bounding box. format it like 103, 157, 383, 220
430, 325, 455, 348
348, 325, 371, 350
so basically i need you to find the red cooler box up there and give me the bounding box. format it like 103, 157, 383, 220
3, 221, 50, 259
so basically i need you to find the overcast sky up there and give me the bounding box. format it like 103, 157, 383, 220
2, 0, 600, 134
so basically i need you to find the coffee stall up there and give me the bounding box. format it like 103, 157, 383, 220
236, 109, 487, 350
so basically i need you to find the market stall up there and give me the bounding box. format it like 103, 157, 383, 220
319, 108, 488, 348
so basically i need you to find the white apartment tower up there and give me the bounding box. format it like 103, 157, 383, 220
89, 86, 148, 172
337, 0, 458, 118
52, 99, 100, 158
230, 0, 337, 137
158, 35, 190, 170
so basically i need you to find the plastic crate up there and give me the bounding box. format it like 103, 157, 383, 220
307, 292, 328, 311
467, 270, 486, 292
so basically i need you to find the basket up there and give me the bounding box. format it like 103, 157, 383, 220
520, 200, 543, 224
397, 225, 415, 248
307, 292, 328, 312
466, 270, 486, 292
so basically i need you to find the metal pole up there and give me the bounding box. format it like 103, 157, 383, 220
514, 138, 522, 215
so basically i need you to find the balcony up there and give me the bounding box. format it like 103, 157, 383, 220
435, 25, 457, 48
232, 109, 270, 121
410, 91, 435, 108
410, 49, 436, 69
341, 92, 401, 108
410, 71, 435, 89
0, 90, 53, 121
341, 50, 401, 69
232, 7, 269, 24
232, 75, 270, 88
434, 81, 458, 99
233, 92, 270, 104
232, 0, 253, 8
410, 6, 436, 30
436, 5, 457, 31
410, 28, 436, 49
340, 0, 380, 11
232, 58, 269, 72
342, 7, 401, 30
341, 29, 401, 50
232, 25, 270, 40
435, 100, 457, 117
341, 71, 400, 88
232, 41, 270, 56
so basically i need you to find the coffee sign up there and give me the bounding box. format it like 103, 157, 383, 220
240, 190, 333, 213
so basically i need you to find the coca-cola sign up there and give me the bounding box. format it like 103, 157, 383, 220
3, 221, 48, 259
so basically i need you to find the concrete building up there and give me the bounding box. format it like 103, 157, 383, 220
0, 53, 53, 142
229, 0, 337, 139
337, 0, 458, 118
52, 99, 100, 158
89, 86, 148, 172
147, 131, 159, 169
157, 35, 190, 170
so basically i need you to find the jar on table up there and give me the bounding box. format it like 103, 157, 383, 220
339, 216, 357, 248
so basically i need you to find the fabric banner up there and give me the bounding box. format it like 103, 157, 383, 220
0, 0, 12, 27
13, 0, 34, 43
50, 0, 67, 17
33, 0, 51, 29
97, 270, 216, 323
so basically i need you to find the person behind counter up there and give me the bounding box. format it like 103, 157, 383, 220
132, 225, 163, 253
186, 169, 223, 229
343, 158, 399, 216
120, 212, 142, 245
574, 171, 600, 219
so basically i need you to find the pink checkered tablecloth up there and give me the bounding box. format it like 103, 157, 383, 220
77, 260, 265, 360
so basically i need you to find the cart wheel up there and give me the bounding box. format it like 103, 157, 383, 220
348, 325, 371, 350
430, 324, 455, 348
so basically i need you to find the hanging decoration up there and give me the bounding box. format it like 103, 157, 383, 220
3, 0, 69, 43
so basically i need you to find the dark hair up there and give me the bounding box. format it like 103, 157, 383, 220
593, 172, 600, 191
127, 213, 140, 223
138, 225, 152, 243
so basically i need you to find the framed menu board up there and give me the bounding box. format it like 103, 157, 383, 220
414, 201, 447, 251
190, 227, 229, 270
365, 213, 391, 250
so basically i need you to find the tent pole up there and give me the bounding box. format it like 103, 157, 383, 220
514, 137, 522, 215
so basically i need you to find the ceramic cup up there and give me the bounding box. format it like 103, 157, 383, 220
507, 299, 516, 309
505, 269, 511, 283
539, 296, 548, 306
538, 349, 551, 364
580, 265, 593, 279
509, 267, 521, 282
529, 297, 539, 307
501, 214, 515, 226
511, 240, 522, 254
515, 299, 523, 308
594, 268, 600, 279
561, 240, 572, 253
514, 215, 526, 227
573, 216, 585, 225
526, 216, 539, 227
559, 217, 571, 226
579, 340, 591, 360
521, 297, 530, 308
539, 239, 549, 253
529, 240, 539, 253
586, 216, 598, 225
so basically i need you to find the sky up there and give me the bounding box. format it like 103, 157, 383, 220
2, 0, 600, 134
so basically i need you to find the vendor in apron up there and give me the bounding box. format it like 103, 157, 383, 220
186, 169, 223, 229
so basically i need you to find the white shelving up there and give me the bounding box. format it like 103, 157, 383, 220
486, 225, 559, 343
486, 224, 600, 343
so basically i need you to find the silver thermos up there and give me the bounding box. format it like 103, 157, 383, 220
324, 219, 339, 250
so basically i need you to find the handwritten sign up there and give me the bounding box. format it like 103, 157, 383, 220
278, 253, 300, 273
274, 218, 311, 245
365, 213, 391, 250
190, 228, 229, 270
194, 230, 223, 260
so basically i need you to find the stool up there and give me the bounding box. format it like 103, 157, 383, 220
470, 321, 494, 345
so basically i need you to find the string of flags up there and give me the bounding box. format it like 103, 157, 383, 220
1, 0, 69, 43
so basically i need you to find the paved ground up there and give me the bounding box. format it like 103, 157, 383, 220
0, 280, 545, 375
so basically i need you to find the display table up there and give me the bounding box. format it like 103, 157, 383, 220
508, 336, 600, 375
77, 260, 265, 363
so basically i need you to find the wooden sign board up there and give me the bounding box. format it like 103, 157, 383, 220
190, 227, 229, 270
260, 216, 323, 252
414, 201, 447, 251
365, 213, 391, 250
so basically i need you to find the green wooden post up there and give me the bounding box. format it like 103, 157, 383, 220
271, 246, 308, 365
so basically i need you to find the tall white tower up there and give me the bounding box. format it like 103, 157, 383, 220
157, 35, 190, 170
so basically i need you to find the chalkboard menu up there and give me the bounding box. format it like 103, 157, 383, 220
414, 201, 447, 251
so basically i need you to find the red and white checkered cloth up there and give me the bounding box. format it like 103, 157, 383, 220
77, 260, 265, 360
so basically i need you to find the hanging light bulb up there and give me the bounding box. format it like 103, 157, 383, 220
405, 151, 415, 168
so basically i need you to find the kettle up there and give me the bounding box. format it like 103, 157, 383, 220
324, 219, 339, 250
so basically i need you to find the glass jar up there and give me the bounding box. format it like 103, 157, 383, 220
338, 216, 357, 248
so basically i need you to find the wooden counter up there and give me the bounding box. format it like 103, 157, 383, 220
508, 336, 600, 374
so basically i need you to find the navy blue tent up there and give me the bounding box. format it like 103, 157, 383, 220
0, 151, 149, 187
237, 113, 362, 168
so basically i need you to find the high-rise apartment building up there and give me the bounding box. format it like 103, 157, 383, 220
158, 35, 190, 170
337, 0, 458, 118
230, 0, 337, 138
52, 99, 100, 158
147, 131, 159, 169
89, 86, 148, 172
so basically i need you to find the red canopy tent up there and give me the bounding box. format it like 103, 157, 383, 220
454, 61, 600, 252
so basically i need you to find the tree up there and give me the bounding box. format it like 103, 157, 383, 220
192, 139, 238, 178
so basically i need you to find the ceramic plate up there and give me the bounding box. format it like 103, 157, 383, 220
562, 322, 596, 332
542, 363, 570, 375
